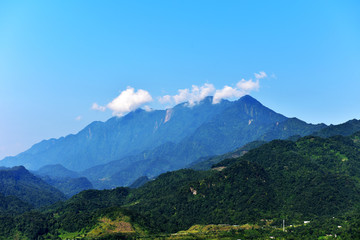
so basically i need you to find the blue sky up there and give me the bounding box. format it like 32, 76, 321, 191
0, 0, 359, 159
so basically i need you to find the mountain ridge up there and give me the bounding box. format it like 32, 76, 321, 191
0, 95, 330, 189
0, 166, 66, 207
0, 96, 232, 171
81, 96, 327, 188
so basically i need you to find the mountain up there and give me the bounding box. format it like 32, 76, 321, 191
34, 164, 93, 197
0, 97, 231, 171
81, 96, 326, 188
187, 140, 267, 171
0, 95, 329, 189
189, 119, 360, 172
0, 166, 66, 207
34, 164, 81, 179
258, 117, 327, 141
314, 119, 360, 138
40, 176, 93, 197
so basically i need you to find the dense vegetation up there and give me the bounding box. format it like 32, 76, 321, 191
0, 166, 66, 208
128, 176, 150, 189
314, 119, 360, 138
0, 193, 32, 215
188, 119, 360, 172
1, 132, 360, 238
188, 140, 266, 170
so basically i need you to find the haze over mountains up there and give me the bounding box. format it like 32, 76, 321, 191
1, 95, 358, 189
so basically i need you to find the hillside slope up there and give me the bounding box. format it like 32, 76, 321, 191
0, 166, 66, 207
2, 133, 360, 238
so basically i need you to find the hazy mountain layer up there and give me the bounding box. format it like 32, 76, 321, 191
34, 164, 93, 197
82, 96, 326, 188
0, 96, 329, 189
0, 97, 231, 170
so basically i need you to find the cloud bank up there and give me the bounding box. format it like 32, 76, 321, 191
92, 72, 266, 117
158, 84, 216, 106
160, 71, 265, 105
92, 87, 153, 117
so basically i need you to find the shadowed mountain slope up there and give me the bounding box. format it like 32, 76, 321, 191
0, 166, 66, 207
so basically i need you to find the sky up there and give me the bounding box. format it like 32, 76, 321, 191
0, 0, 360, 159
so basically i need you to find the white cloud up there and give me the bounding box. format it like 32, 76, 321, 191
158, 95, 172, 104
158, 73, 266, 106
196, 83, 216, 102
92, 103, 106, 112
162, 72, 267, 106
236, 78, 260, 91
143, 105, 153, 112
94, 72, 267, 115
107, 87, 153, 116
173, 88, 190, 104
162, 83, 216, 106
254, 71, 267, 79
212, 72, 266, 104
75, 116, 82, 121
213, 85, 245, 104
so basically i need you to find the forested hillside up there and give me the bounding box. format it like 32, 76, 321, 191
1, 132, 360, 238
0, 166, 66, 208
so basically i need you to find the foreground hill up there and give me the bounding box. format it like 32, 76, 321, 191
0, 166, 66, 208
2, 132, 360, 239
0, 193, 33, 215
126, 133, 360, 233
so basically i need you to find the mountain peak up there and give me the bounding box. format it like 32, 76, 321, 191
237, 95, 261, 105
7, 165, 28, 174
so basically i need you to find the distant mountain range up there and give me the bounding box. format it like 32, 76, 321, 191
1, 95, 359, 189
80, 96, 326, 188
33, 164, 93, 197
0, 96, 233, 170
